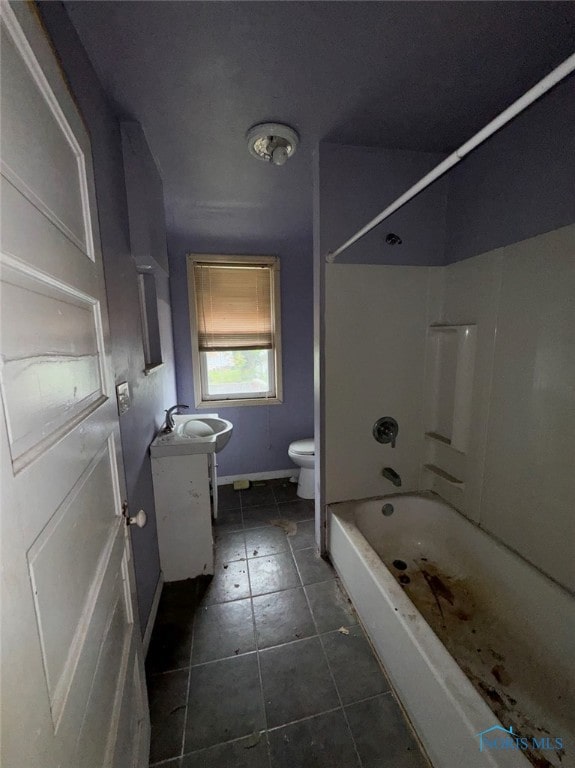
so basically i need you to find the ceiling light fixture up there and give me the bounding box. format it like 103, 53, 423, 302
246, 122, 299, 166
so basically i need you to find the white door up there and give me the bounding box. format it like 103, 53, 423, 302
0, 3, 149, 767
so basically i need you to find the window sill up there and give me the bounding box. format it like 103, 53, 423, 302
195, 396, 283, 408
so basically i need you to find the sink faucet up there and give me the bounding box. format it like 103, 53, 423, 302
382, 467, 402, 487
163, 404, 189, 433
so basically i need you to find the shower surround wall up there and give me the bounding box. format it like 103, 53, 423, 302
38, 2, 177, 632
434, 226, 575, 593
314, 141, 449, 544
324, 227, 575, 594
324, 264, 438, 504
318, 78, 575, 591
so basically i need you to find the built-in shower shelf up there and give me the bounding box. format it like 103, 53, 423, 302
423, 463, 464, 488
424, 322, 476, 453
424, 431, 466, 455
428, 323, 473, 332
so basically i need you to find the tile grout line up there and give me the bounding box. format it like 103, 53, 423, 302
261, 690, 393, 736
150, 487, 312, 767
318, 628, 366, 768
294, 551, 365, 768
265, 704, 344, 734
179, 577, 198, 759
209, 544, 317, 568
171, 697, 383, 768
212, 531, 316, 567
149, 757, 181, 767
151, 624, 395, 675
244, 500, 276, 768
149, 663, 191, 678
200, 574, 332, 609
243, 520, 314, 536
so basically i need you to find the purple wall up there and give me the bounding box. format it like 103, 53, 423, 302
318, 143, 449, 266
169, 231, 314, 477
317, 74, 575, 270
445, 76, 575, 263
171, 143, 446, 478
38, 2, 177, 632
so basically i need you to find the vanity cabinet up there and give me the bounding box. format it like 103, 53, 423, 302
151, 452, 214, 581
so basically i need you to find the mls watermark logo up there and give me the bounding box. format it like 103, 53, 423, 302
477, 725, 564, 753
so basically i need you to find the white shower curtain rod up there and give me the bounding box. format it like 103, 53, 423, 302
326, 51, 575, 263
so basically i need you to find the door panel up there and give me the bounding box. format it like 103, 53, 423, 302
0, 21, 93, 256
0, 254, 106, 470
110, 643, 146, 768
27, 438, 121, 724
0, 3, 149, 767
75, 588, 129, 764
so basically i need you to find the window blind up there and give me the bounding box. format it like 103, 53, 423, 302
193, 262, 274, 351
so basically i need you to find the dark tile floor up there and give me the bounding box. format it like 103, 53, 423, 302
146, 479, 429, 768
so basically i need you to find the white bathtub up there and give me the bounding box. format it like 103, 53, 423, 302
328, 492, 574, 768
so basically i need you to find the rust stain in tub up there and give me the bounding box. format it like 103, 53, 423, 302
491, 664, 512, 686
422, 570, 455, 605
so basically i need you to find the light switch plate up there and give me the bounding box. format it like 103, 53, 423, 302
116, 381, 131, 415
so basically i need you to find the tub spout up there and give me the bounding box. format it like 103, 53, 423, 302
382, 467, 402, 487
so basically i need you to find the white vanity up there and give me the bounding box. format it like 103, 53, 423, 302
150, 414, 233, 582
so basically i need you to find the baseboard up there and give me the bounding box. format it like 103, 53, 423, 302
217, 468, 298, 486
143, 570, 164, 657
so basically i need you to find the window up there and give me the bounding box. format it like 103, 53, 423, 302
137, 268, 163, 373
187, 254, 282, 406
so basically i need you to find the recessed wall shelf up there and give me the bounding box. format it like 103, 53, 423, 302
428, 323, 473, 332
421, 323, 475, 509
426, 430, 451, 445
424, 323, 476, 453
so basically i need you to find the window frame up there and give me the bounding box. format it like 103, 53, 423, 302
187, 253, 283, 408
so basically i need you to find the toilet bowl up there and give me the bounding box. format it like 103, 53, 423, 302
288, 438, 315, 499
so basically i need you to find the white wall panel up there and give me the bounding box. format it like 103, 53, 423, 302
432, 225, 575, 590
325, 264, 431, 503
324, 226, 574, 591
481, 226, 575, 591
430, 251, 501, 522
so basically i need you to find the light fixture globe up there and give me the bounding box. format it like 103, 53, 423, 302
246, 122, 299, 166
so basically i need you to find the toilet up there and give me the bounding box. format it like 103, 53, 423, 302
288, 438, 315, 499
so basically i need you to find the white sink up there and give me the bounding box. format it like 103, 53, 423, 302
150, 414, 233, 458
178, 417, 233, 452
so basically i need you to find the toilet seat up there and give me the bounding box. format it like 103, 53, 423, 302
289, 438, 314, 455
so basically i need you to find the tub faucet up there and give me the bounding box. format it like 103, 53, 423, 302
163, 404, 189, 433
382, 467, 402, 487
